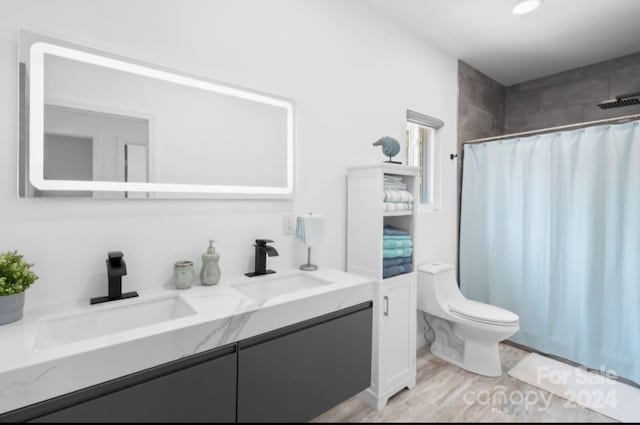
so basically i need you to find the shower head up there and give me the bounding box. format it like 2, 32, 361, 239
597, 92, 640, 109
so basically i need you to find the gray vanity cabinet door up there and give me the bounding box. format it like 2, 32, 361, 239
237, 303, 372, 423
29, 345, 237, 423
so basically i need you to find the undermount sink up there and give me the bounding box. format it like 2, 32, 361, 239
34, 296, 196, 350
233, 273, 331, 302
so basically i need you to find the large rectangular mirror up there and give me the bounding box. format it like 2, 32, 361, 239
18, 31, 294, 199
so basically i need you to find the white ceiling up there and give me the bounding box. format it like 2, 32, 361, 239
362, 0, 640, 85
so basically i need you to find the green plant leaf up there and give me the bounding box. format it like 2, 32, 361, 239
0, 251, 38, 296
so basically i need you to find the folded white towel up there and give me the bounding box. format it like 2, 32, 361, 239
384, 182, 407, 190
384, 175, 404, 182
384, 189, 414, 203
296, 215, 326, 247
384, 202, 413, 212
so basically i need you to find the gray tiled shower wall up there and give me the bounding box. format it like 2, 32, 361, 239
458, 52, 640, 146
457, 60, 505, 146
505, 52, 640, 133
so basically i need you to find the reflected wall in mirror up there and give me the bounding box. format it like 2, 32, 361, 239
18, 31, 295, 199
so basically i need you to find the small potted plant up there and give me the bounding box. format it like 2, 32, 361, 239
0, 251, 38, 325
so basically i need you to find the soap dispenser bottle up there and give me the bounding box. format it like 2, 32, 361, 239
200, 240, 221, 286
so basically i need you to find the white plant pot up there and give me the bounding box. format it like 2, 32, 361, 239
0, 292, 25, 325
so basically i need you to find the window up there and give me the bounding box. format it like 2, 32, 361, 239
405, 110, 443, 212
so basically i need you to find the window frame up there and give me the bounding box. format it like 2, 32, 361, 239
406, 122, 441, 213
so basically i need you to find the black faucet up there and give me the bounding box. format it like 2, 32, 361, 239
90, 252, 139, 305
245, 239, 279, 277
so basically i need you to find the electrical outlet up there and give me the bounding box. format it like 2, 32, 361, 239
283, 213, 295, 235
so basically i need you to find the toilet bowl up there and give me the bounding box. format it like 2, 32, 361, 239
417, 263, 519, 377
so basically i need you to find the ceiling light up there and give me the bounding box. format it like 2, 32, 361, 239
512, 0, 543, 15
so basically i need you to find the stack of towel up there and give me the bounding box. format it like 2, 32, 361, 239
383, 224, 413, 278
383, 176, 413, 212
384, 175, 407, 190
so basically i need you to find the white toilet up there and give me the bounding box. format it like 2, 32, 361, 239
417, 263, 519, 377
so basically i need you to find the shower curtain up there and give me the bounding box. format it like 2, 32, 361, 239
459, 120, 640, 384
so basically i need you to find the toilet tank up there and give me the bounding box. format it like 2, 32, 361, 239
417, 263, 461, 316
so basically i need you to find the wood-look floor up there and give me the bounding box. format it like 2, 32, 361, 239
313, 344, 615, 422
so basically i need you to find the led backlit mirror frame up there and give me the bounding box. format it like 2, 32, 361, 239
19, 31, 295, 199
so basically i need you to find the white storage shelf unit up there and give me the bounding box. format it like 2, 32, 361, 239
347, 164, 419, 281
347, 163, 419, 410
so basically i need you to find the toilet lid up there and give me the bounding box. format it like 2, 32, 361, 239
448, 299, 519, 326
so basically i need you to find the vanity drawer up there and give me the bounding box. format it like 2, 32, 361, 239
237, 301, 373, 422
1, 344, 237, 423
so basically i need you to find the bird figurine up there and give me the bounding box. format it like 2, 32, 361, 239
372, 136, 401, 164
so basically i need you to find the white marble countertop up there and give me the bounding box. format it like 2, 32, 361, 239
0, 268, 373, 414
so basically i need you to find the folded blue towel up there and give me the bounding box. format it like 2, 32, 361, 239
383, 239, 413, 249
383, 263, 412, 278
383, 256, 412, 268
383, 224, 409, 236
383, 247, 413, 258
383, 234, 412, 241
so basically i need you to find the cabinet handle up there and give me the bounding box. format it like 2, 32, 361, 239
384, 296, 389, 316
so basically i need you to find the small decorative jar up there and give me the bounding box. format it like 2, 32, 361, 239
174, 261, 194, 289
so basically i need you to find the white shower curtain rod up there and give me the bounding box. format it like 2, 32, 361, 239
464, 113, 640, 144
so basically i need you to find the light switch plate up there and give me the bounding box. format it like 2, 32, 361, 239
283, 213, 295, 235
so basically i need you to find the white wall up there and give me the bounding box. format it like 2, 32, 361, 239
0, 0, 458, 309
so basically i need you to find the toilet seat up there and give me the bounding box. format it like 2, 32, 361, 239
448, 299, 519, 326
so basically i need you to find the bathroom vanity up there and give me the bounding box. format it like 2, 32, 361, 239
0, 269, 373, 422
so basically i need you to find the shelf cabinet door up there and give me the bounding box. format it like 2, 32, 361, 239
27, 345, 237, 423
237, 303, 372, 423
380, 277, 416, 390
